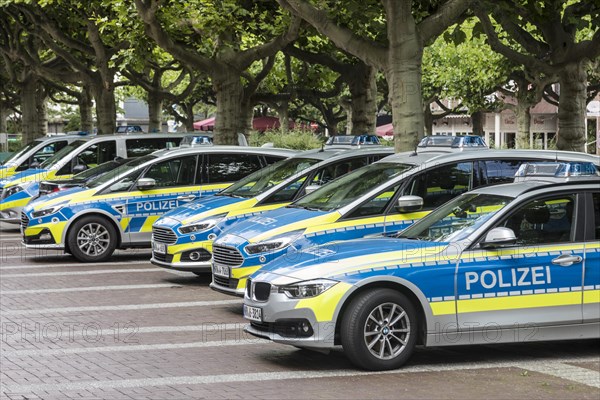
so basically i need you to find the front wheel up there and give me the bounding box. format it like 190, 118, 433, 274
341, 288, 417, 371
67, 216, 118, 262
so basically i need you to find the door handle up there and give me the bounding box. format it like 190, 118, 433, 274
177, 195, 196, 202
551, 255, 583, 267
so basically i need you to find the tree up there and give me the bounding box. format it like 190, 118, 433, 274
134, 0, 300, 144
475, 0, 600, 151
277, 0, 471, 152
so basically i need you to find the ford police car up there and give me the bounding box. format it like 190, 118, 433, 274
1, 133, 189, 223
21, 146, 294, 262
210, 150, 600, 296
151, 147, 393, 273
242, 162, 600, 370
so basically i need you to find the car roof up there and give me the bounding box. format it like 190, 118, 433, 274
151, 145, 297, 158
469, 178, 600, 198
292, 146, 394, 161
379, 149, 600, 166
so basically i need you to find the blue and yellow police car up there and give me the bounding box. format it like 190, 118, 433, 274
242, 161, 600, 370
20, 146, 295, 262
210, 150, 600, 296
150, 147, 393, 273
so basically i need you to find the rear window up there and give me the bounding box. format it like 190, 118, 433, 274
126, 137, 180, 157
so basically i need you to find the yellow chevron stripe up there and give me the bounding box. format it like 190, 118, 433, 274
295, 282, 353, 322
141, 216, 160, 233
120, 217, 131, 232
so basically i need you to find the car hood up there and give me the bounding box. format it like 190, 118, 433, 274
158, 195, 253, 225
0, 168, 49, 188
218, 206, 335, 242
26, 186, 93, 211
252, 238, 449, 283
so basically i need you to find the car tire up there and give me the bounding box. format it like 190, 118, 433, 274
67, 216, 118, 262
341, 288, 417, 371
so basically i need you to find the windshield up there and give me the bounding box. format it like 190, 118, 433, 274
1, 140, 42, 165
86, 155, 155, 189
326, 136, 355, 145
293, 162, 415, 211
40, 140, 87, 169
398, 193, 512, 242
220, 157, 320, 198
72, 160, 122, 180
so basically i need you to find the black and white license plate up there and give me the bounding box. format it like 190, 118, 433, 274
152, 242, 166, 254
243, 304, 262, 322
213, 264, 230, 277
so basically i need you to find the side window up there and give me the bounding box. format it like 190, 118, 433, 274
405, 162, 473, 209
142, 156, 197, 188
77, 141, 117, 168
500, 195, 576, 245
482, 160, 525, 185
126, 138, 179, 157
262, 175, 309, 205
18, 141, 68, 171
311, 157, 369, 186
205, 154, 263, 183
593, 193, 600, 240
106, 169, 144, 193
345, 182, 403, 219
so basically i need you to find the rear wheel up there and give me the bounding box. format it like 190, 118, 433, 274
341, 288, 417, 370
67, 216, 117, 262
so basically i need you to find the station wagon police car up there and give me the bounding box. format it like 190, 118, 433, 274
1, 133, 189, 223
21, 146, 294, 262
210, 150, 600, 296
151, 147, 393, 273
242, 162, 600, 370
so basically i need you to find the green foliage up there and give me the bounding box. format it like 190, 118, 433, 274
248, 128, 323, 150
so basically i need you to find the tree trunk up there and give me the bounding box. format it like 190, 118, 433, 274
37, 96, 48, 137
79, 85, 94, 133
0, 103, 7, 133
147, 91, 163, 133
348, 64, 377, 135
276, 101, 290, 134
21, 77, 40, 143
424, 105, 433, 136
213, 72, 246, 145
183, 103, 195, 132
386, 58, 424, 152
92, 83, 116, 135
471, 111, 484, 136
556, 62, 587, 152
515, 103, 531, 149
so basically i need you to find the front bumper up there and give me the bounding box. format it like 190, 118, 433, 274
151, 256, 212, 272
22, 220, 67, 249
151, 239, 213, 272
210, 264, 263, 297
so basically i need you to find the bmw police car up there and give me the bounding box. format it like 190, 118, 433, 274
242, 162, 600, 370
210, 150, 600, 296
151, 147, 393, 273
21, 146, 294, 262
1, 133, 188, 223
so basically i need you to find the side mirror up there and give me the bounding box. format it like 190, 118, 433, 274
304, 184, 320, 195
480, 227, 517, 249
396, 195, 423, 213
137, 177, 156, 191
72, 164, 88, 174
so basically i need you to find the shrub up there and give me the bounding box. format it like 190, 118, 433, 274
248, 129, 324, 150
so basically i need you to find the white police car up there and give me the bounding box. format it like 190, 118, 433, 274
242, 162, 600, 370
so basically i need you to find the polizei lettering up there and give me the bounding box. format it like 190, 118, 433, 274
465, 266, 551, 291
135, 200, 178, 212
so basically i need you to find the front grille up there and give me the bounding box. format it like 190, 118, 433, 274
152, 227, 177, 244
212, 244, 244, 267
253, 282, 271, 301
21, 213, 29, 229
213, 275, 239, 289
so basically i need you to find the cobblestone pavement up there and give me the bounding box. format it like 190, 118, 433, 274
1, 222, 599, 399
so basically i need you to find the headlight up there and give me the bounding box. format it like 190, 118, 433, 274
244, 229, 304, 255
31, 204, 65, 218
177, 213, 227, 234
3, 184, 25, 198
277, 278, 338, 299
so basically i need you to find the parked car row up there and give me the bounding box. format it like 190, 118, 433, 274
8, 134, 600, 371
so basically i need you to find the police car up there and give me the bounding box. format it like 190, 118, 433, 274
242, 161, 600, 370
21, 146, 295, 262
151, 147, 393, 273
0, 134, 84, 180
210, 150, 600, 296
1, 133, 189, 223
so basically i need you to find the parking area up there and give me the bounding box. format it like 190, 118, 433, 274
1, 221, 599, 399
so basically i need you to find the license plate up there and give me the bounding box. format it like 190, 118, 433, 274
213, 264, 229, 277
153, 242, 166, 254
243, 304, 262, 322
